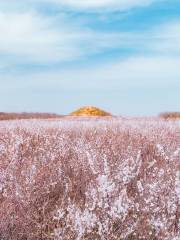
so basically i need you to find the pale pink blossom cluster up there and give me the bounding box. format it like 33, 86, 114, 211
0, 117, 179, 240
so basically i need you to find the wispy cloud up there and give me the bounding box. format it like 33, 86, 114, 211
0, 11, 83, 63
1, 55, 179, 115
37, 0, 158, 11
149, 21, 180, 55
1, 8, 180, 67
0, 0, 179, 115
2, 56, 180, 90
0, 11, 133, 65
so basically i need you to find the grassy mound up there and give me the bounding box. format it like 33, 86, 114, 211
70, 106, 112, 116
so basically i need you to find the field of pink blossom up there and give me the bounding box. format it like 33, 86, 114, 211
0, 117, 179, 240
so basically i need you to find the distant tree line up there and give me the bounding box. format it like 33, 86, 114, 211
159, 112, 180, 119
0, 112, 63, 120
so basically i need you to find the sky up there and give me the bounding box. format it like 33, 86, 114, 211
0, 0, 180, 116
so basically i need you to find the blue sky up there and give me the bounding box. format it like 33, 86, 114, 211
0, 0, 180, 116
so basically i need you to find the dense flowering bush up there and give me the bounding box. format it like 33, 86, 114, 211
0, 117, 179, 240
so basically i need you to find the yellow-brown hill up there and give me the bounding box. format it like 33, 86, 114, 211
70, 106, 112, 117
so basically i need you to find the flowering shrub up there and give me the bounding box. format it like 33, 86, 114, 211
0, 117, 179, 240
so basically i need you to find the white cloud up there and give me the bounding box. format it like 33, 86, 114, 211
2, 56, 180, 91
0, 1, 179, 115
0, 11, 136, 65
0, 0, 159, 13
39, 0, 157, 11
1, 55, 180, 115
0, 9, 180, 66
0, 11, 83, 63
149, 21, 180, 55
